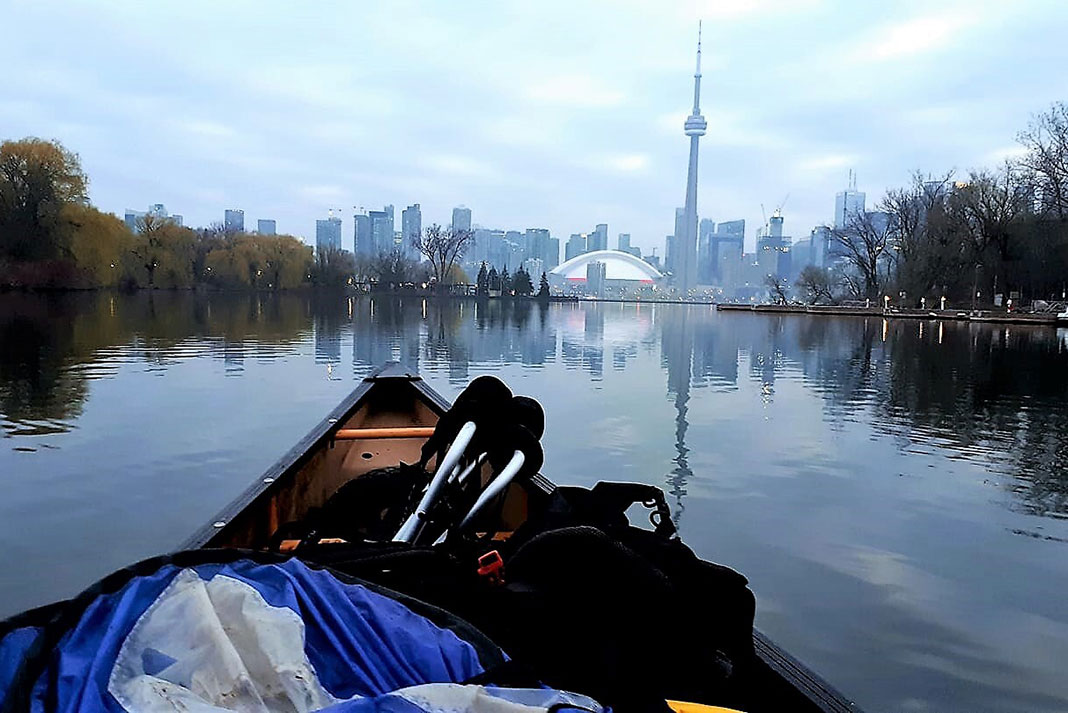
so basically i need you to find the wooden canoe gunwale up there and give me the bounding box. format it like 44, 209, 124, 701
181, 362, 447, 550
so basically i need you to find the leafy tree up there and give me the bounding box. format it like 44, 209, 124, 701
476, 262, 489, 296
62, 204, 130, 287
129, 213, 196, 287
0, 138, 88, 262
444, 263, 467, 286
513, 267, 534, 296
487, 266, 500, 293
538, 271, 550, 299
500, 266, 511, 295
411, 223, 474, 290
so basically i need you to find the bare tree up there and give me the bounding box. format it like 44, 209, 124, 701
795, 265, 835, 305
764, 274, 789, 305
955, 167, 1029, 266
881, 172, 961, 298
1016, 102, 1068, 218
831, 210, 894, 299
411, 224, 474, 290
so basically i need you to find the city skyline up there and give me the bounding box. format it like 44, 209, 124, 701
3, 2, 1064, 255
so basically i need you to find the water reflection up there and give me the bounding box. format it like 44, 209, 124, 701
661, 305, 694, 527
3, 293, 1068, 520
3, 293, 1068, 712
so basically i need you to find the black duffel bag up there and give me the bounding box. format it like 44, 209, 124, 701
292, 480, 757, 713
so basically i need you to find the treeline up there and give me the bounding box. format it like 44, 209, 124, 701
0, 137, 347, 290
474, 263, 550, 297
809, 103, 1068, 306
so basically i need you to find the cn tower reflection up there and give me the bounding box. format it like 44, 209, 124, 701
660, 305, 694, 530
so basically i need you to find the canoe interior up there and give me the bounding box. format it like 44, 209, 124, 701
183, 363, 860, 713
185, 365, 532, 551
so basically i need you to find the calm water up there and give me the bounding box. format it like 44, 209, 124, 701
2, 292, 1067, 712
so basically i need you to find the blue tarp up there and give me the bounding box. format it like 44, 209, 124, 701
0, 626, 42, 709
0, 557, 600, 713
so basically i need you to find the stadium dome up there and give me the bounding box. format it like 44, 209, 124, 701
550, 250, 662, 282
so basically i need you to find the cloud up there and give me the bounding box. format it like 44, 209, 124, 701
985, 145, 1027, 164
425, 154, 498, 180
863, 13, 974, 62
523, 75, 625, 108
298, 185, 349, 205
175, 120, 236, 139
605, 154, 650, 173
795, 153, 862, 175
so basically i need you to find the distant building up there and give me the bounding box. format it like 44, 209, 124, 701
401, 204, 421, 258
504, 230, 525, 267
548, 237, 560, 268
526, 228, 555, 270
369, 208, 394, 255
707, 219, 744, 284
565, 233, 587, 262
618, 233, 641, 258
452, 205, 472, 232
354, 212, 372, 255
523, 257, 544, 280
549, 250, 662, 297
471, 228, 505, 268
697, 219, 715, 283
315, 216, 342, 253
125, 204, 180, 233
757, 211, 792, 279
124, 210, 144, 232
834, 172, 865, 229
257, 219, 276, 235
806, 225, 832, 269
586, 260, 607, 298
665, 207, 685, 274
587, 223, 608, 252
171, 215, 183, 226
224, 209, 244, 233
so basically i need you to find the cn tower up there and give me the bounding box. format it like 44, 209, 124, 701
678, 22, 706, 294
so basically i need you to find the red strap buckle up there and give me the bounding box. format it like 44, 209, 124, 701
477, 550, 505, 585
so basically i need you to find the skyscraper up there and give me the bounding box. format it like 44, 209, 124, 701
401, 204, 421, 257
697, 219, 716, 283
369, 208, 393, 256
586, 261, 607, 298
834, 171, 866, 229
565, 234, 586, 262
257, 219, 276, 235
677, 24, 707, 294
526, 228, 554, 269
757, 211, 792, 279
546, 236, 560, 269
452, 206, 472, 232
124, 210, 144, 232
315, 215, 342, 254
224, 209, 244, 233
354, 212, 372, 255
588, 223, 608, 252
666, 207, 686, 274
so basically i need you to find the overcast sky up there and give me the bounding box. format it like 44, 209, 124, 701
3, 0, 1065, 254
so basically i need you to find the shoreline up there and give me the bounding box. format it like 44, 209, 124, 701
715, 302, 1063, 326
